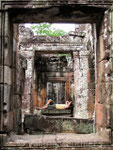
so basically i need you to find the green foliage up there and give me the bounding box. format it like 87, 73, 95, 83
58, 53, 71, 57
31, 23, 66, 36
57, 53, 71, 61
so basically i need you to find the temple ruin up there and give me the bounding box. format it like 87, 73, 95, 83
0, 0, 113, 149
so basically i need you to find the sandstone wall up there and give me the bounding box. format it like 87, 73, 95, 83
0, 21, 26, 133
19, 25, 34, 120
0, 12, 13, 132
13, 25, 27, 133
95, 9, 113, 139
73, 24, 95, 119
0, 1, 112, 141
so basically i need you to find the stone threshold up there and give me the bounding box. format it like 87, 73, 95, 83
4, 133, 111, 149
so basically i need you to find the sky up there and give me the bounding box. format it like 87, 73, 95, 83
25, 23, 76, 33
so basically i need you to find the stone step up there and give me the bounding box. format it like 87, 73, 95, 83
24, 114, 94, 134
34, 108, 72, 116
2, 146, 113, 150
2, 133, 112, 150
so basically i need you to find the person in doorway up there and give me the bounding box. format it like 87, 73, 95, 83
36, 99, 72, 110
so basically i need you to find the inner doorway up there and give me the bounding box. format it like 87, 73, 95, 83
34, 52, 74, 108
46, 82, 65, 104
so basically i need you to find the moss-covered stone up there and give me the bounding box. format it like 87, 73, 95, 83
24, 114, 93, 134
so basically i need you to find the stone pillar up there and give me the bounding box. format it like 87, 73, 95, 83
4, 11, 14, 132
0, 10, 4, 131
73, 51, 90, 119
110, 6, 113, 142
18, 25, 34, 120
21, 51, 34, 119
0, 10, 14, 132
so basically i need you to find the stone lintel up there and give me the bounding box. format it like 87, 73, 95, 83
0, 1, 112, 10
34, 45, 84, 53
0, 1, 111, 24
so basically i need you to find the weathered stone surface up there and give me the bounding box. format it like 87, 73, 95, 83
12, 68, 17, 86
22, 96, 31, 110
13, 95, 21, 109
19, 25, 84, 44
0, 84, 4, 112
3, 111, 14, 132
0, 65, 3, 83
34, 44, 84, 52
0, 84, 4, 131
13, 53, 27, 127
4, 84, 12, 111
96, 83, 111, 104
6, 1, 111, 24
98, 128, 111, 141
24, 114, 93, 134
4, 66, 12, 85
73, 50, 94, 119
12, 54, 27, 96
34, 108, 72, 116
18, 54, 27, 70
88, 83, 95, 89
0, 134, 7, 147
96, 104, 106, 128
72, 26, 95, 119
21, 54, 34, 117
0, 66, 12, 85
87, 90, 95, 118
97, 60, 111, 84
19, 26, 85, 53
95, 8, 113, 138
4, 37, 12, 67
3, 132, 112, 149
0, 36, 3, 65
2, 147, 113, 150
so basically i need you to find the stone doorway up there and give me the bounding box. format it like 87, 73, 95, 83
18, 24, 95, 134
33, 52, 74, 108
0, 1, 113, 149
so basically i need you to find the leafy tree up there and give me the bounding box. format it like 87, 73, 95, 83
31, 23, 66, 36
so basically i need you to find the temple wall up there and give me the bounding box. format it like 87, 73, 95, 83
95, 9, 113, 139
13, 25, 27, 133
19, 25, 34, 119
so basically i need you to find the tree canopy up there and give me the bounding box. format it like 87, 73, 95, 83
31, 23, 66, 36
